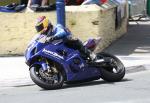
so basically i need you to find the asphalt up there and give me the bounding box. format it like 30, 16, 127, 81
0, 19, 150, 88
105, 19, 150, 56
104, 18, 150, 71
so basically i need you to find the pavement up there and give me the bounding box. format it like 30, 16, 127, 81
0, 19, 150, 88
105, 18, 150, 69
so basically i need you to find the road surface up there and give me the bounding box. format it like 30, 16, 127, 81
0, 70, 150, 103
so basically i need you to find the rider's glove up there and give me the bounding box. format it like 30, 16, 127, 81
46, 36, 56, 42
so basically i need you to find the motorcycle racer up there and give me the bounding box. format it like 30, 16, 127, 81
35, 16, 96, 61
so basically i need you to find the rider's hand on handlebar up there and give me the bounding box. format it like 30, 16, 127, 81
46, 36, 55, 42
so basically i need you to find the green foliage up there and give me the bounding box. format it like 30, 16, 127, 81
0, 0, 19, 6
0, 0, 56, 6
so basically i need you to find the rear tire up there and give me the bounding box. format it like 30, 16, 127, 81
30, 65, 64, 90
97, 52, 125, 82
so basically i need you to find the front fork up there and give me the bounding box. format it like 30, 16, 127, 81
41, 60, 58, 74
30, 58, 52, 72
41, 61, 49, 71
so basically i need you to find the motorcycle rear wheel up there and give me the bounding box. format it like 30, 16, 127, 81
30, 65, 64, 90
97, 52, 125, 82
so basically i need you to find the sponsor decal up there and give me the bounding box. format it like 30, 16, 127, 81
43, 49, 64, 59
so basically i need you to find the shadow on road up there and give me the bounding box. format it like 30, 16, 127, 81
62, 79, 132, 89
104, 21, 150, 56
39, 79, 132, 91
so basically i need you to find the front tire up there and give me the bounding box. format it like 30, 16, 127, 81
30, 65, 64, 90
97, 52, 125, 82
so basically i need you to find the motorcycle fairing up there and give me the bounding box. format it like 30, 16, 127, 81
26, 38, 101, 82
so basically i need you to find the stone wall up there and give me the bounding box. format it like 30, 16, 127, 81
0, 4, 128, 56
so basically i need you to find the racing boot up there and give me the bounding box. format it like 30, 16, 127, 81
89, 51, 97, 61
89, 51, 106, 63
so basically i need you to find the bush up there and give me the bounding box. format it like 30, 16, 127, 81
0, 0, 19, 6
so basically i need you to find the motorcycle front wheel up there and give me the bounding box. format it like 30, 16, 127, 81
97, 52, 125, 82
30, 64, 64, 90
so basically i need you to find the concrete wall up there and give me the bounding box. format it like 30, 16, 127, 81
0, 4, 128, 56
66, 5, 128, 51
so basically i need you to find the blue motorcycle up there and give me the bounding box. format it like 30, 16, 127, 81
25, 34, 125, 90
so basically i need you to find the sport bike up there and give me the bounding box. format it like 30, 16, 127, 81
25, 34, 125, 90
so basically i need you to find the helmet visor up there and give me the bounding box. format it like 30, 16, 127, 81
35, 23, 44, 33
